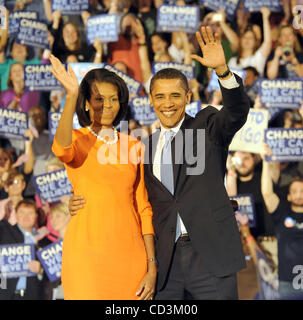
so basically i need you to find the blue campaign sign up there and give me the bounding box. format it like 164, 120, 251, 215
0, 108, 28, 140
48, 111, 81, 141
200, 0, 240, 21
255, 249, 279, 300
259, 78, 303, 109
36, 239, 63, 282
16, 18, 49, 49
104, 64, 142, 95
156, 4, 200, 34
152, 62, 195, 80
185, 101, 201, 117
34, 169, 72, 204
51, 0, 89, 15
0, 244, 36, 279
24, 64, 63, 92
230, 194, 256, 228
264, 128, 303, 162
130, 96, 158, 126
244, 0, 282, 12
207, 68, 246, 92
9, 11, 38, 36
86, 14, 118, 45
69, 62, 106, 84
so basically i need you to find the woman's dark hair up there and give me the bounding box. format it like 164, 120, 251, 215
76, 68, 129, 127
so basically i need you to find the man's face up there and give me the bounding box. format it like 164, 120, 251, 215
244, 70, 257, 87
279, 27, 295, 48
16, 205, 37, 231
234, 151, 255, 177
288, 182, 303, 207
149, 78, 191, 129
29, 107, 46, 131
50, 210, 70, 233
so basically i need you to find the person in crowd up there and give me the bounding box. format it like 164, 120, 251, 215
266, 25, 303, 79
0, 148, 14, 200
70, 26, 250, 300
50, 10, 96, 63
23, 106, 54, 197
42, 203, 70, 300
0, 40, 40, 92
0, 171, 26, 225
262, 145, 303, 299
0, 199, 48, 300
226, 151, 277, 269
228, 7, 272, 76
49, 54, 156, 300
0, 63, 40, 113
243, 66, 260, 108
202, 9, 240, 63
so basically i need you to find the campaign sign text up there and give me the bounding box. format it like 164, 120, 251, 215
0, 244, 35, 278
68, 62, 105, 84
156, 5, 199, 34
9, 11, 38, 36
207, 68, 246, 92
130, 96, 158, 126
259, 78, 303, 109
152, 62, 195, 80
25, 64, 63, 91
104, 64, 141, 95
37, 239, 63, 282
0, 108, 28, 140
230, 194, 256, 227
186, 101, 201, 117
265, 128, 303, 162
34, 169, 72, 204
229, 109, 269, 153
51, 0, 89, 15
16, 18, 49, 49
200, 0, 240, 21
255, 249, 279, 300
86, 14, 118, 44
244, 0, 282, 12
49, 111, 81, 141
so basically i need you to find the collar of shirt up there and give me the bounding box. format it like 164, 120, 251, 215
159, 116, 185, 142
17, 225, 37, 244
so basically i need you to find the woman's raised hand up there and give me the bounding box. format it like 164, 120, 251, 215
50, 54, 79, 96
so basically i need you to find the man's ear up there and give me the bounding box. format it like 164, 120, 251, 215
186, 90, 193, 104
287, 193, 291, 202
21, 181, 26, 192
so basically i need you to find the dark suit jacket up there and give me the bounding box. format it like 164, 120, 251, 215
0, 221, 47, 300
143, 74, 250, 291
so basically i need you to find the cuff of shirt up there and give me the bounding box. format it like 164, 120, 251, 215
218, 74, 239, 89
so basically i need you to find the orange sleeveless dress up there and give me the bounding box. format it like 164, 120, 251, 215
52, 128, 154, 300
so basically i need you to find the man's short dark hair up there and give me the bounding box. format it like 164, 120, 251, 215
76, 68, 129, 127
16, 199, 37, 213
243, 66, 259, 77
150, 68, 189, 94
288, 176, 303, 193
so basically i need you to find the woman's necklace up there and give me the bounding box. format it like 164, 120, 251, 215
87, 126, 118, 145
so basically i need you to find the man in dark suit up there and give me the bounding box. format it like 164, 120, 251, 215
0, 199, 46, 300
142, 26, 250, 299
69, 26, 250, 299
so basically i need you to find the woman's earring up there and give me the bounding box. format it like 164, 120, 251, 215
85, 106, 89, 112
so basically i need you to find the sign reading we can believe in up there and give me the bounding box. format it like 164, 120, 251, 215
51, 0, 89, 15
0, 108, 28, 140
156, 4, 200, 33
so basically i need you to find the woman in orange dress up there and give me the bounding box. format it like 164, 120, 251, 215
49, 55, 156, 300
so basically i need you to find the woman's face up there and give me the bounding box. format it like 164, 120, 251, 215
11, 43, 27, 61
279, 27, 295, 48
63, 24, 79, 47
10, 64, 24, 83
240, 30, 256, 51
0, 151, 11, 173
87, 82, 120, 127
50, 210, 70, 233
151, 35, 167, 55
